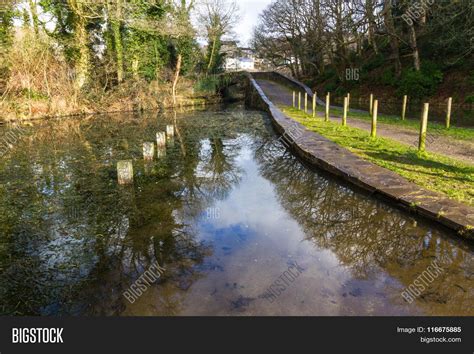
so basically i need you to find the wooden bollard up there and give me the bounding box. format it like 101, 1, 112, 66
347, 93, 350, 111
402, 95, 407, 120
143, 142, 155, 160
117, 160, 133, 185
312, 92, 317, 118
304, 93, 308, 113
298, 92, 301, 110
166, 125, 175, 139
157, 145, 166, 158
446, 97, 452, 129
156, 132, 166, 147
325, 93, 330, 121
369, 93, 374, 115
371, 99, 378, 138
418, 103, 429, 151
342, 96, 348, 126
292, 91, 296, 107
144, 162, 152, 175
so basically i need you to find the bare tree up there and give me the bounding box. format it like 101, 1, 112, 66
197, 0, 239, 74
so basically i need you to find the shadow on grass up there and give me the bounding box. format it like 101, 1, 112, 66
364, 149, 474, 184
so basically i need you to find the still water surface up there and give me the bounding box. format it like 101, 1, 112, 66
0, 106, 472, 315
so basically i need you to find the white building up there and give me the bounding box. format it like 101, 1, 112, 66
224, 57, 255, 71
224, 57, 239, 71
238, 58, 254, 70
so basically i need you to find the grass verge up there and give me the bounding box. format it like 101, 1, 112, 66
281, 106, 474, 206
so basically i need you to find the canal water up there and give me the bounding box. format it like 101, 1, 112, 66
0, 106, 472, 316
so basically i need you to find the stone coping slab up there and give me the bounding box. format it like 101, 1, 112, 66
246, 74, 474, 240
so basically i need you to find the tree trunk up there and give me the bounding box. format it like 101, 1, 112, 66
112, 0, 124, 83
67, 0, 90, 90
107, 0, 124, 83
366, 0, 378, 54
334, 0, 348, 73
112, 22, 124, 82
383, 1, 402, 77
132, 56, 139, 80
73, 6, 89, 90
207, 37, 217, 74
172, 54, 182, 106
407, 22, 421, 71
28, 0, 40, 36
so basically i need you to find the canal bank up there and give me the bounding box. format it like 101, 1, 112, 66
245, 73, 474, 240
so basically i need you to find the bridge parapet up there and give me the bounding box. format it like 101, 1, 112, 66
250, 72, 325, 105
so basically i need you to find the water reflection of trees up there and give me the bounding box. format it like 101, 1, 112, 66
255, 140, 474, 314
0, 108, 262, 315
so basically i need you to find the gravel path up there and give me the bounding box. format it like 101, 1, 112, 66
256, 79, 474, 165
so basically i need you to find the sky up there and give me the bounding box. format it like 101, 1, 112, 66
233, 0, 273, 46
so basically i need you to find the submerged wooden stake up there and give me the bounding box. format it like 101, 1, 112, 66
143, 142, 155, 160
312, 92, 317, 118
419, 103, 429, 151
166, 125, 175, 139
117, 160, 133, 185
342, 96, 348, 126
144, 163, 151, 175
157, 145, 166, 158
371, 99, 378, 138
325, 93, 330, 121
402, 95, 407, 120
446, 97, 452, 129
156, 132, 166, 147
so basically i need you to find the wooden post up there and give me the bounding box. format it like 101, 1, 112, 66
166, 125, 175, 139
325, 92, 330, 121
401, 95, 407, 120
298, 92, 301, 110
347, 93, 350, 111
342, 96, 348, 126
312, 92, 317, 118
304, 92, 308, 113
292, 91, 296, 108
418, 103, 429, 151
156, 132, 166, 147
143, 142, 155, 161
446, 97, 452, 129
117, 160, 133, 185
369, 93, 374, 115
371, 99, 378, 138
